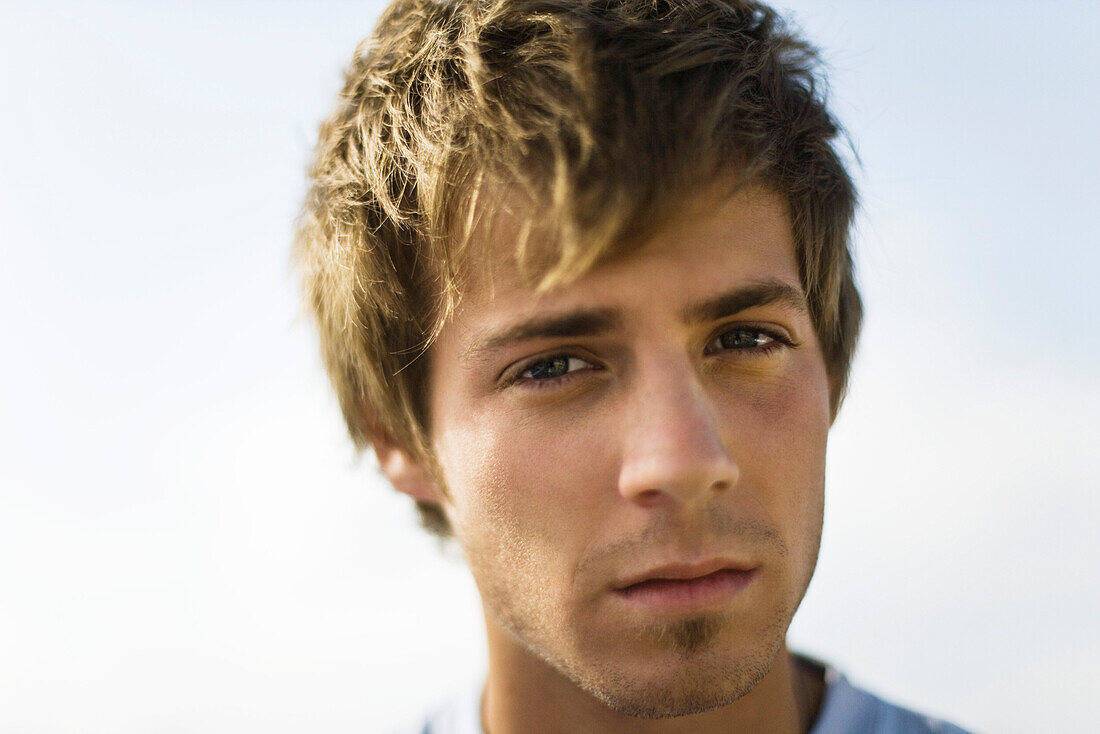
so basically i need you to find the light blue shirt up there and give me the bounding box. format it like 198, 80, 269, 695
395, 662, 974, 734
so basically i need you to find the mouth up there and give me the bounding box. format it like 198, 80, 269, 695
612, 560, 758, 613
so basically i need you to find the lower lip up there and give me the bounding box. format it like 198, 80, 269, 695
613, 569, 757, 613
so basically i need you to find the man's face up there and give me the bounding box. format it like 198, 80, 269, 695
425, 187, 831, 717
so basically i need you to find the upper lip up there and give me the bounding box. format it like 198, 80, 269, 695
613, 558, 756, 590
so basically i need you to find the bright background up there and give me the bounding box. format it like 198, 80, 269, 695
1, 1, 1097, 732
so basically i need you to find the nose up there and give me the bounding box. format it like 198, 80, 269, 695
616, 353, 740, 508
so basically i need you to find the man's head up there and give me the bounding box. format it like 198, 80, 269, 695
296, 0, 859, 718
297, 0, 860, 535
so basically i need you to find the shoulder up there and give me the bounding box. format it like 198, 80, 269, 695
810, 665, 975, 734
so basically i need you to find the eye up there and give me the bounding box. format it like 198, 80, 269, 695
516, 355, 594, 383
706, 327, 787, 356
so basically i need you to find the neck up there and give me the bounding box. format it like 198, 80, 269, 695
480, 617, 824, 734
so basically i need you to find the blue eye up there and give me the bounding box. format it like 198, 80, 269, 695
706, 327, 789, 357
717, 329, 774, 350
519, 355, 592, 381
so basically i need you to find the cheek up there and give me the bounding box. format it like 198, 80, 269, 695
732, 358, 830, 536
434, 411, 610, 570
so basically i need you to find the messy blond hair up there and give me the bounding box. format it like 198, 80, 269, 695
295, 0, 862, 536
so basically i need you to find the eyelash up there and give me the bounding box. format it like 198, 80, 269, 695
510, 354, 598, 389
703, 326, 793, 358
506, 326, 794, 389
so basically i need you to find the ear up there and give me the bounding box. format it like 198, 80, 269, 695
371, 434, 444, 505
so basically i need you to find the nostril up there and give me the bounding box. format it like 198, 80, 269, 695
634, 488, 665, 506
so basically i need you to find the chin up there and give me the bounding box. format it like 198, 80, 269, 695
562, 614, 786, 720
577, 650, 775, 719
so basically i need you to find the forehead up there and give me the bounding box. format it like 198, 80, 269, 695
454, 185, 799, 322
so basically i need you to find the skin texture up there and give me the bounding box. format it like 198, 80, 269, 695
381, 187, 833, 734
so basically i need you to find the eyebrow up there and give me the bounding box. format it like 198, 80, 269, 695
466, 309, 622, 359
466, 279, 807, 359
680, 279, 809, 324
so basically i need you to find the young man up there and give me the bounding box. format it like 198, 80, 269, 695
296, 1, 971, 732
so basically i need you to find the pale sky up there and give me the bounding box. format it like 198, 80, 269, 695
1, 2, 1097, 733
